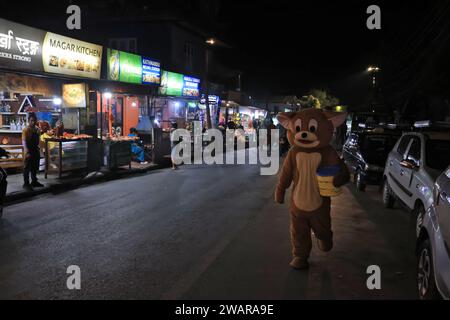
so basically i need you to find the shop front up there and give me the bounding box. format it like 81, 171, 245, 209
0, 18, 103, 174
95, 48, 161, 167
218, 104, 267, 133
156, 70, 201, 132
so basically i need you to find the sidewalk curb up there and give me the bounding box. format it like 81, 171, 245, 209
4, 164, 163, 206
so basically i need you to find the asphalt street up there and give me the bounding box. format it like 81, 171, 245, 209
0, 157, 419, 299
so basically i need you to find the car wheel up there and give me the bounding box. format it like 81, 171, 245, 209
417, 238, 441, 300
355, 170, 366, 192
415, 203, 426, 236
382, 179, 395, 208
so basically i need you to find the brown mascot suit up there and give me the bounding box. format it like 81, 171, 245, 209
275, 109, 350, 270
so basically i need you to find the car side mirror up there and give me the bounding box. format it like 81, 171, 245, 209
400, 159, 418, 170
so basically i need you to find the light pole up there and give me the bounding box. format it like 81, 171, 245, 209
367, 66, 381, 112
204, 38, 215, 129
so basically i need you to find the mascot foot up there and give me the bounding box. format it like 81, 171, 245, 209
290, 257, 309, 270
317, 238, 333, 252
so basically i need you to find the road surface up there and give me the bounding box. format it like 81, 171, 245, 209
0, 159, 418, 299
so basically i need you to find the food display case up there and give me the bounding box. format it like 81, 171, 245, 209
45, 138, 89, 178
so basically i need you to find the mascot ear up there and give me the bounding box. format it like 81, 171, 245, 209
324, 111, 347, 128
277, 112, 295, 129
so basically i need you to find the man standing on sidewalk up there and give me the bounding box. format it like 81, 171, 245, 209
22, 113, 44, 191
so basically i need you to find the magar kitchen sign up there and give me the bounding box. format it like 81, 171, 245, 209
0, 18, 102, 79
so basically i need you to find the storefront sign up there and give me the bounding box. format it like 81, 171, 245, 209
182, 76, 200, 97
142, 57, 161, 85
107, 49, 155, 85
119, 51, 141, 84
0, 18, 103, 79
200, 94, 220, 105
62, 83, 87, 108
42, 33, 102, 79
0, 18, 45, 72
159, 71, 184, 96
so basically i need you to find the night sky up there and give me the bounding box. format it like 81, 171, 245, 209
210, 0, 449, 108
1, 0, 449, 108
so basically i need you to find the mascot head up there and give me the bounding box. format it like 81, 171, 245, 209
277, 108, 347, 149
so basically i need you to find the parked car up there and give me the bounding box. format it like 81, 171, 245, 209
382, 122, 450, 233
416, 166, 450, 299
343, 127, 401, 191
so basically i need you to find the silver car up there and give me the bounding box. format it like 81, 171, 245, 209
416, 166, 450, 299
382, 130, 450, 234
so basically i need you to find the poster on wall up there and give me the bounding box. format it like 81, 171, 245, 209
0, 18, 46, 72
62, 83, 87, 108
142, 57, 161, 85
42, 33, 102, 79
159, 71, 184, 96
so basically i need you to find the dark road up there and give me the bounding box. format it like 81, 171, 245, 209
0, 161, 418, 299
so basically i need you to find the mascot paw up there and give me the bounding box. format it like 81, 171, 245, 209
290, 257, 309, 270
275, 193, 284, 204
317, 238, 333, 252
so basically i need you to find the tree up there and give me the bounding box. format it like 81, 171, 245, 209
300, 89, 340, 109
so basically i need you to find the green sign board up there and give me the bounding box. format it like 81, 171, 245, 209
159, 71, 184, 96
119, 51, 142, 84
107, 49, 142, 84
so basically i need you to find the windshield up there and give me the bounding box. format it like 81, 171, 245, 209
426, 140, 450, 171
360, 135, 399, 165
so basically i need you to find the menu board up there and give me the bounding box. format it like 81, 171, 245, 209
62, 83, 87, 108
183, 76, 200, 97
142, 57, 161, 85
0, 18, 102, 79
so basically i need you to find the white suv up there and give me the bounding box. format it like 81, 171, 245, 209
416, 166, 450, 299
382, 128, 450, 234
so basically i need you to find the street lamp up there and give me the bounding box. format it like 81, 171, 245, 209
367, 66, 380, 73
204, 38, 216, 129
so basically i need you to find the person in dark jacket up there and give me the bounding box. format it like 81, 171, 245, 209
22, 113, 44, 191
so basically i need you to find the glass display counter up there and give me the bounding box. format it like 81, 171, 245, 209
45, 139, 89, 178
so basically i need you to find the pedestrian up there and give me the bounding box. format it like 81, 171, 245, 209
170, 122, 179, 170
0, 147, 8, 218
128, 128, 148, 165
22, 113, 44, 191
267, 119, 277, 153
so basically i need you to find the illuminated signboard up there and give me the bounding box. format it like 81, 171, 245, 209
159, 71, 184, 96
142, 57, 161, 85
42, 33, 102, 79
0, 18, 102, 79
107, 49, 160, 85
182, 76, 200, 97
62, 83, 87, 108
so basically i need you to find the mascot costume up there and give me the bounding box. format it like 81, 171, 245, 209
275, 108, 350, 270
